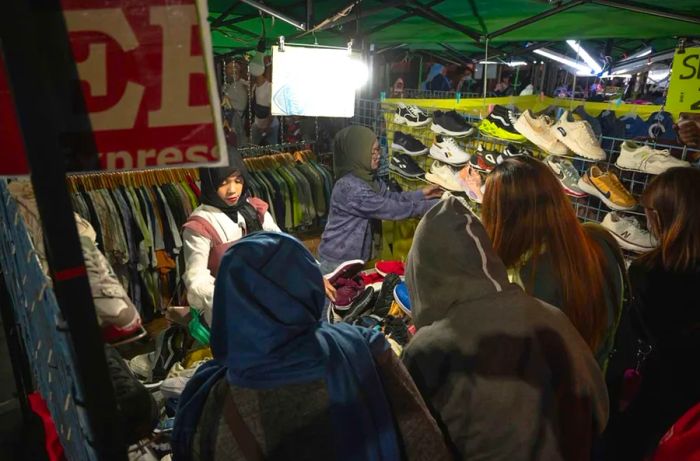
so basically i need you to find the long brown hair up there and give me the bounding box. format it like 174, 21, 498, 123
638, 167, 700, 272
482, 156, 609, 351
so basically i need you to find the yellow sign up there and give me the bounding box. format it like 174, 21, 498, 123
667, 47, 700, 113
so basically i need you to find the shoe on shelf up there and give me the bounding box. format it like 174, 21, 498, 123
478, 105, 526, 142
429, 135, 470, 165
370, 273, 402, 318
375, 260, 405, 277
552, 111, 606, 160
577, 165, 637, 211
77, 224, 143, 345
391, 131, 428, 156
430, 110, 475, 137
545, 156, 587, 198
393, 103, 431, 127
503, 143, 531, 159
514, 110, 569, 156
468, 144, 501, 173
616, 141, 690, 174
426, 161, 462, 192
602, 211, 658, 253
393, 282, 411, 317
457, 164, 484, 203
390, 153, 426, 178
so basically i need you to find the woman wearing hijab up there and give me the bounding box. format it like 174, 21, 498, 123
172, 232, 451, 461
318, 126, 441, 275
182, 148, 280, 325
421, 63, 451, 92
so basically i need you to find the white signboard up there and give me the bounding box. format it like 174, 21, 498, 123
271, 45, 367, 117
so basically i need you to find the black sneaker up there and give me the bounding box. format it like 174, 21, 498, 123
391, 132, 428, 156
479, 105, 526, 141
151, 325, 188, 384
392, 103, 431, 127
104, 344, 159, 444
383, 315, 410, 346
371, 273, 401, 318
431, 110, 475, 137
468, 145, 501, 172
503, 143, 531, 158
341, 287, 375, 324
390, 153, 425, 178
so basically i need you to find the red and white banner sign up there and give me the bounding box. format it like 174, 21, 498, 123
0, 0, 225, 175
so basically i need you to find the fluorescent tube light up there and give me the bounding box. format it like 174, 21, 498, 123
533, 48, 594, 74
566, 40, 603, 74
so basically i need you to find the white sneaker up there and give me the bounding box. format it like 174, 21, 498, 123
429, 136, 470, 165
425, 162, 461, 192
602, 211, 657, 253
514, 110, 569, 156
393, 103, 432, 127
552, 111, 606, 160
616, 141, 690, 174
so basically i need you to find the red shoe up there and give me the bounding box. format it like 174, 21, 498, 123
359, 271, 383, 285
375, 260, 405, 277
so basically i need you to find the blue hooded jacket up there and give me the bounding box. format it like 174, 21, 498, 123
172, 232, 401, 460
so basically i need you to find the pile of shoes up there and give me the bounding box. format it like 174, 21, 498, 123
326, 260, 416, 354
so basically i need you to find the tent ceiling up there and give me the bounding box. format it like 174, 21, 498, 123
208, 0, 700, 58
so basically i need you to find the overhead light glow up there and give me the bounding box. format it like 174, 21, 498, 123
479, 60, 498, 64
533, 48, 594, 74
507, 61, 528, 67
566, 40, 603, 74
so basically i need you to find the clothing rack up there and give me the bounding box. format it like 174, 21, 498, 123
239, 141, 315, 158
66, 167, 199, 192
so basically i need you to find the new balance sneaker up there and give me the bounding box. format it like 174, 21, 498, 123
616, 141, 690, 174
514, 110, 569, 156
431, 110, 475, 137
375, 260, 405, 277
76, 213, 143, 345
425, 161, 462, 191
602, 211, 658, 253
391, 131, 428, 156
393, 282, 411, 317
577, 166, 637, 211
390, 153, 425, 178
370, 273, 401, 318
545, 156, 586, 197
552, 111, 606, 160
393, 103, 431, 127
479, 105, 526, 141
429, 136, 470, 165
457, 164, 484, 203
468, 144, 501, 172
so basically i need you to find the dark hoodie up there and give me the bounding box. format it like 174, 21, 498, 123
402, 197, 608, 461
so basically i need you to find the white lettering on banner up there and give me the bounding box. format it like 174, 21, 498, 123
101, 145, 216, 169
64, 9, 145, 130
149, 5, 211, 127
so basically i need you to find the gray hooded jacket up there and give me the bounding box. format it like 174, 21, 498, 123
402, 197, 608, 461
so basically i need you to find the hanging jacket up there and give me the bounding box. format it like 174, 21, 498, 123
402, 196, 608, 461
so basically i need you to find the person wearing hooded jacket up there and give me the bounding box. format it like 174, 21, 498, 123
182, 148, 281, 325
421, 63, 451, 92
318, 126, 441, 275
401, 196, 609, 461
172, 232, 452, 461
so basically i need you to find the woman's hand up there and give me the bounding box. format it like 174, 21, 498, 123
422, 185, 443, 198
323, 278, 336, 302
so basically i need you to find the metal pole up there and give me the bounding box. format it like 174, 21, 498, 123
540, 62, 546, 94
482, 38, 489, 101
591, 0, 700, 25
487, 0, 586, 39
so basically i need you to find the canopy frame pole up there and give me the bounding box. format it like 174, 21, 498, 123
365, 0, 445, 36
486, 0, 587, 40
482, 37, 489, 101
591, 0, 700, 25
210, 1, 243, 28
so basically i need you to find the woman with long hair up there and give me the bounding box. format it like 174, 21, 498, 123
616, 167, 700, 459
481, 156, 626, 364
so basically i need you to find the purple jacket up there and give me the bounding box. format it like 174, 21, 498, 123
319, 174, 438, 263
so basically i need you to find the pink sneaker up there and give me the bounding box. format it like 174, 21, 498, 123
375, 260, 405, 277
458, 164, 484, 204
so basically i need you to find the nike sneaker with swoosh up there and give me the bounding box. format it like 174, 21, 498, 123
545, 155, 586, 197
577, 165, 636, 210
479, 105, 526, 142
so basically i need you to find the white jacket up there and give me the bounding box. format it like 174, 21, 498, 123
183, 204, 280, 324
